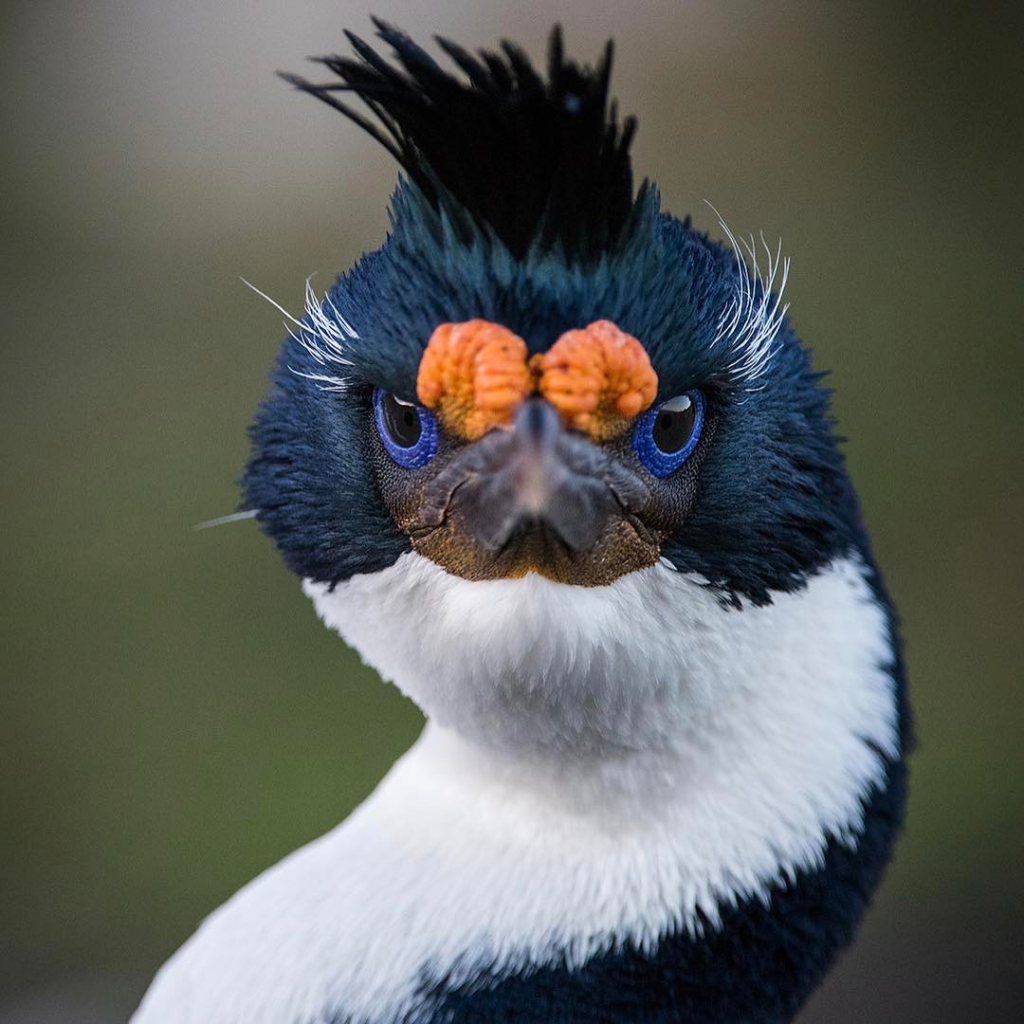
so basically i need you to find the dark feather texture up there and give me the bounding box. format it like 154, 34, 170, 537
279, 19, 646, 263
237, 26, 911, 1024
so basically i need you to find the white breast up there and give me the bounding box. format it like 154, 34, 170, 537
133, 555, 897, 1024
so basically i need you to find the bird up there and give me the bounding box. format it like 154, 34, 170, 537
133, 20, 909, 1024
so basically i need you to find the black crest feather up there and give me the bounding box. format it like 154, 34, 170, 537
279, 19, 647, 263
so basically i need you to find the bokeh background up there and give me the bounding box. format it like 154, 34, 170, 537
2, 2, 1022, 1020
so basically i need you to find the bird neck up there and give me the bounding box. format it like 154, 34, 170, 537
322, 612, 899, 1017
133, 553, 905, 1024
311, 550, 900, 951
385, 721, 699, 831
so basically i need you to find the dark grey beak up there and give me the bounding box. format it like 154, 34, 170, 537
422, 398, 649, 555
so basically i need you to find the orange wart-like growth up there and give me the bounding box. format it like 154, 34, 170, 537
416, 320, 533, 441
534, 320, 658, 440
416, 318, 658, 441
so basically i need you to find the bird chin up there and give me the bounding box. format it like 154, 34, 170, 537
303, 551, 718, 754
407, 515, 661, 586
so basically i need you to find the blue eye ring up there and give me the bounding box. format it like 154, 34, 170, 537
373, 388, 439, 469
632, 390, 706, 478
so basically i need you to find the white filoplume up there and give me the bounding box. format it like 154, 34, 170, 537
133, 554, 897, 1024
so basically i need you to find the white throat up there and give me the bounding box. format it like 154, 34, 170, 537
134, 554, 898, 1024
307, 552, 895, 760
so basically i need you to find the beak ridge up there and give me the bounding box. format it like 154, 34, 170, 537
513, 399, 562, 516
447, 398, 636, 555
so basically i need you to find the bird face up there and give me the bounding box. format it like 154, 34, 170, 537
247, 217, 852, 609
370, 318, 710, 586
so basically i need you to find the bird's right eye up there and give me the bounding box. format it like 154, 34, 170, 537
373, 388, 439, 469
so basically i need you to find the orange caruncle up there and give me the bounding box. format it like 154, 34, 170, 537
534, 320, 658, 440
416, 320, 533, 440
416, 318, 657, 441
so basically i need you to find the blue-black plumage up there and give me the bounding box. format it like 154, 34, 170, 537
135, 20, 908, 1024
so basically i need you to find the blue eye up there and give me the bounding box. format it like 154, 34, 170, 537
632, 390, 705, 478
373, 388, 439, 468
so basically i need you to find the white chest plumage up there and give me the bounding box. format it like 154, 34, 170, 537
133, 554, 897, 1024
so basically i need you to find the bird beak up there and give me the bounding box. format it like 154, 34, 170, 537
410, 398, 656, 583
456, 398, 628, 554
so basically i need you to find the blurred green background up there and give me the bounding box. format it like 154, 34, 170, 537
2, 2, 1021, 1020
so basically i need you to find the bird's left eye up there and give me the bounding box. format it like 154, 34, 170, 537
632, 390, 705, 478
373, 388, 439, 468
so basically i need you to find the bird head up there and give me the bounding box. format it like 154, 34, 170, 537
244, 23, 863, 753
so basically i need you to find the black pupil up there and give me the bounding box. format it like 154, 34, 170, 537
652, 401, 696, 454
382, 393, 422, 448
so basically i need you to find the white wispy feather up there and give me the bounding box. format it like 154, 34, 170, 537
706, 203, 791, 392
193, 509, 259, 531
242, 276, 359, 392
244, 219, 788, 398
